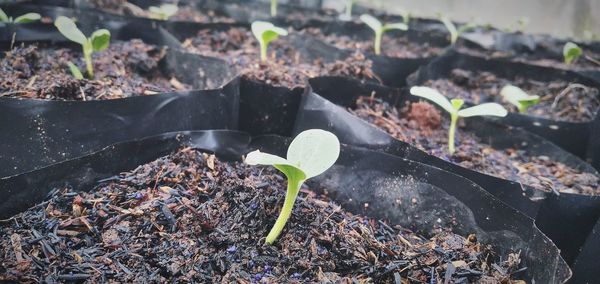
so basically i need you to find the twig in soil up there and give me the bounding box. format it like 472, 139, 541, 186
551, 83, 590, 110
0, 90, 29, 97
585, 55, 600, 67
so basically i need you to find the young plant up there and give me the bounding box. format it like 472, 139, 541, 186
340, 0, 357, 20
500, 85, 540, 113
148, 4, 178, 20
0, 8, 41, 24
251, 21, 288, 62
360, 14, 408, 55
410, 86, 507, 154
271, 0, 278, 17
245, 129, 340, 245
440, 16, 476, 45
54, 16, 110, 79
563, 42, 583, 65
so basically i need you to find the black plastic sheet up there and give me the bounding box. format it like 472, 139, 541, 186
294, 76, 600, 265
411, 49, 600, 160
0, 130, 571, 283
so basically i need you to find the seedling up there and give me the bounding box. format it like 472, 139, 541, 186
401, 11, 411, 26
344, 0, 357, 20
500, 85, 540, 113
0, 8, 41, 23
360, 14, 408, 55
563, 42, 582, 65
148, 4, 178, 20
440, 16, 476, 45
410, 86, 507, 154
251, 21, 288, 62
271, 0, 278, 17
54, 16, 110, 79
245, 129, 340, 244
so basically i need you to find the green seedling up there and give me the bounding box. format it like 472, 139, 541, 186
410, 86, 507, 154
245, 129, 340, 245
340, 0, 357, 20
440, 16, 476, 45
251, 21, 288, 62
563, 42, 583, 65
54, 16, 110, 79
401, 11, 411, 26
148, 4, 178, 20
271, 0, 278, 17
0, 8, 41, 23
500, 85, 540, 113
360, 14, 408, 55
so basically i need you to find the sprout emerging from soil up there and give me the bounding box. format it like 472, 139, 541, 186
360, 14, 408, 55
251, 21, 288, 62
245, 129, 340, 245
54, 16, 110, 79
411, 86, 507, 154
148, 4, 178, 20
271, 0, 278, 17
563, 42, 583, 65
500, 85, 540, 113
439, 16, 476, 45
0, 8, 41, 23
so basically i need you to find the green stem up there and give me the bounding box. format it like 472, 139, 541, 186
265, 179, 302, 244
84, 49, 93, 79
448, 113, 458, 154
518, 105, 527, 113
345, 0, 353, 18
260, 42, 268, 62
271, 0, 277, 17
374, 30, 382, 55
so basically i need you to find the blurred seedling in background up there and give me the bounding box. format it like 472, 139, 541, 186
271, 0, 278, 17
360, 14, 408, 55
439, 15, 476, 45
339, 0, 357, 21
0, 8, 40, 23
563, 42, 600, 66
563, 42, 582, 65
245, 129, 340, 245
251, 21, 288, 62
501, 85, 540, 113
411, 86, 508, 154
148, 4, 178, 20
54, 16, 110, 79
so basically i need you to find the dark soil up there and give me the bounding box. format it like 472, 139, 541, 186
350, 97, 600, 195
423, 69, 600, 122
90, 0, 235, 23
0, 40, 189, 101
0, 148, 524, 283
306, 28, 443, 59
183, 27, 377, 88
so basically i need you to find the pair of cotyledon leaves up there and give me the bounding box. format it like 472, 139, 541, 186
54, 16, 110, 54
410, 86, 507, 117
360, 14, 408, 33
246, 129, 340, 182
0, 8, 40, 23
251, 21, 288, 47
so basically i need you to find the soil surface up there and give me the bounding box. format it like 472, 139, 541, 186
90, 0, 235, 23
0, 148, 524, 283
422, 69, 600, 123
306, 28, 443, 59
183, 27, 377, 88
0, 40, 189, 101
350, 97, 600, 194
